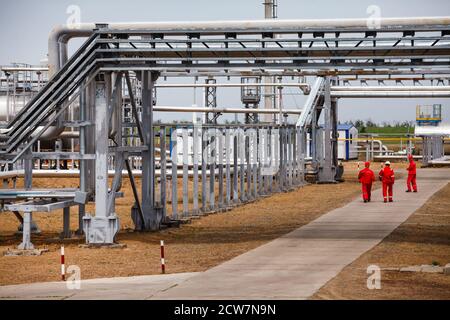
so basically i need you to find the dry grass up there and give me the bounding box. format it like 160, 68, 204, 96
312, 182, 450, 300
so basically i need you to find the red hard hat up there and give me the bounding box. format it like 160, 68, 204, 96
364, 161, 370, 167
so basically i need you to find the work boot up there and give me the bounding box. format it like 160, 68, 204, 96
364, 200, 367, 203
389, 199, 393, 202
384, 199, 387, 203
413, 190, 418, 193
405, 190, 411, 193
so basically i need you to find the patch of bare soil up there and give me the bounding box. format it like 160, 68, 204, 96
0, 175, 361, 285
312, 182, 450, 300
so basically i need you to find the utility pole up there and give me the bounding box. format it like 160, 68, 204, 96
262, 0, 278, 123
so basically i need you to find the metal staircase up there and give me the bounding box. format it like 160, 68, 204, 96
295, 77, 324, 129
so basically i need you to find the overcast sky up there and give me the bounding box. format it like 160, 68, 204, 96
1, 0, 449, 124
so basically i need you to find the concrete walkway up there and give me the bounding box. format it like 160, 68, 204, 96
152, 168, 450, 299
0, 273, 198, 300
1, 168, 449, 300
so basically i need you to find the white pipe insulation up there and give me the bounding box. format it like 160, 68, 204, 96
48, 16, 450, 77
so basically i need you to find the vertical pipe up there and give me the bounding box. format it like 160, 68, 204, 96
6, 75, 10, 122
233, 132, 239, 203
225, 128, 231, 206
201, 128, 207, 212
218, 128, 224, 208
263, 0, 274, 123
265, 127, 270, 193
258, 127, 265, 195
171, 128, 178, 219
252, 129, 258, 198
209, 129, 216, 211
182, 128, 189, 216
160, 126, 167, 217
77, 83, 87, 235
289, 128, 293, 186
279, 127, 285, 191
193, 125, 199, 214
269, 127, 275, 193
246, 134, 251, 199
239, 129, 246, 202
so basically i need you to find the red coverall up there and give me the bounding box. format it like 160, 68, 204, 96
358, 167, 375, 201
379, 167, 395, 202
406, 158, 417, 192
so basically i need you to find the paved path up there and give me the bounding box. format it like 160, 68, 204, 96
152, 168, 450, 299
1, 168, 449, 300
0, 273, 197, 300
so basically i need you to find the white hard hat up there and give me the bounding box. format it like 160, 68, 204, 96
385, 161, 391, 165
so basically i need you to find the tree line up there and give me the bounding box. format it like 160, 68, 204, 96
343, 120, 415, 133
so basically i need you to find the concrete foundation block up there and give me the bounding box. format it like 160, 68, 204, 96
4, 248, 49, 256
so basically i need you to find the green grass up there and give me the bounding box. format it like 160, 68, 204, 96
361, 126, 415, 135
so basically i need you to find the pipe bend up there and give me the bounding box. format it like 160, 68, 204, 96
48, 23, 95, 76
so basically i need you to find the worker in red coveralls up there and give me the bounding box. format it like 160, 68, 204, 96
379, 161, 395, 203
358, 161, 375, 203
406, 154, 418, 193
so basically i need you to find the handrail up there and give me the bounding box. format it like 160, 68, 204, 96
296, 77, 324, 128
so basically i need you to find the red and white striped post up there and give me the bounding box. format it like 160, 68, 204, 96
60, 246, 65, 281
160, 240, 165, 274
357, 161, 360, 171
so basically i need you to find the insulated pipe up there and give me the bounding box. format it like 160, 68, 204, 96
372, 140, 384, 156
331, 86, 450, 91
153, 105, 301, 114
331, 91, 450, 98
1, 67, 48, 72
48, 16, 450, 76
155, 83, 309, 88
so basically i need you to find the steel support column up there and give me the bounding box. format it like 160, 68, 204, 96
83, 73, 120, 244
140, 71, 162, 230
318, 77, 337, 183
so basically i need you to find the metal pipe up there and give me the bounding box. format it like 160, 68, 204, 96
331, 91, 450, 98
48, 16, 450, 76
155, 83, 309, 88
0, 169, 237, 179
331, 86, 450, 91
153, 105, 301, 114
1, 67, 48, 72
